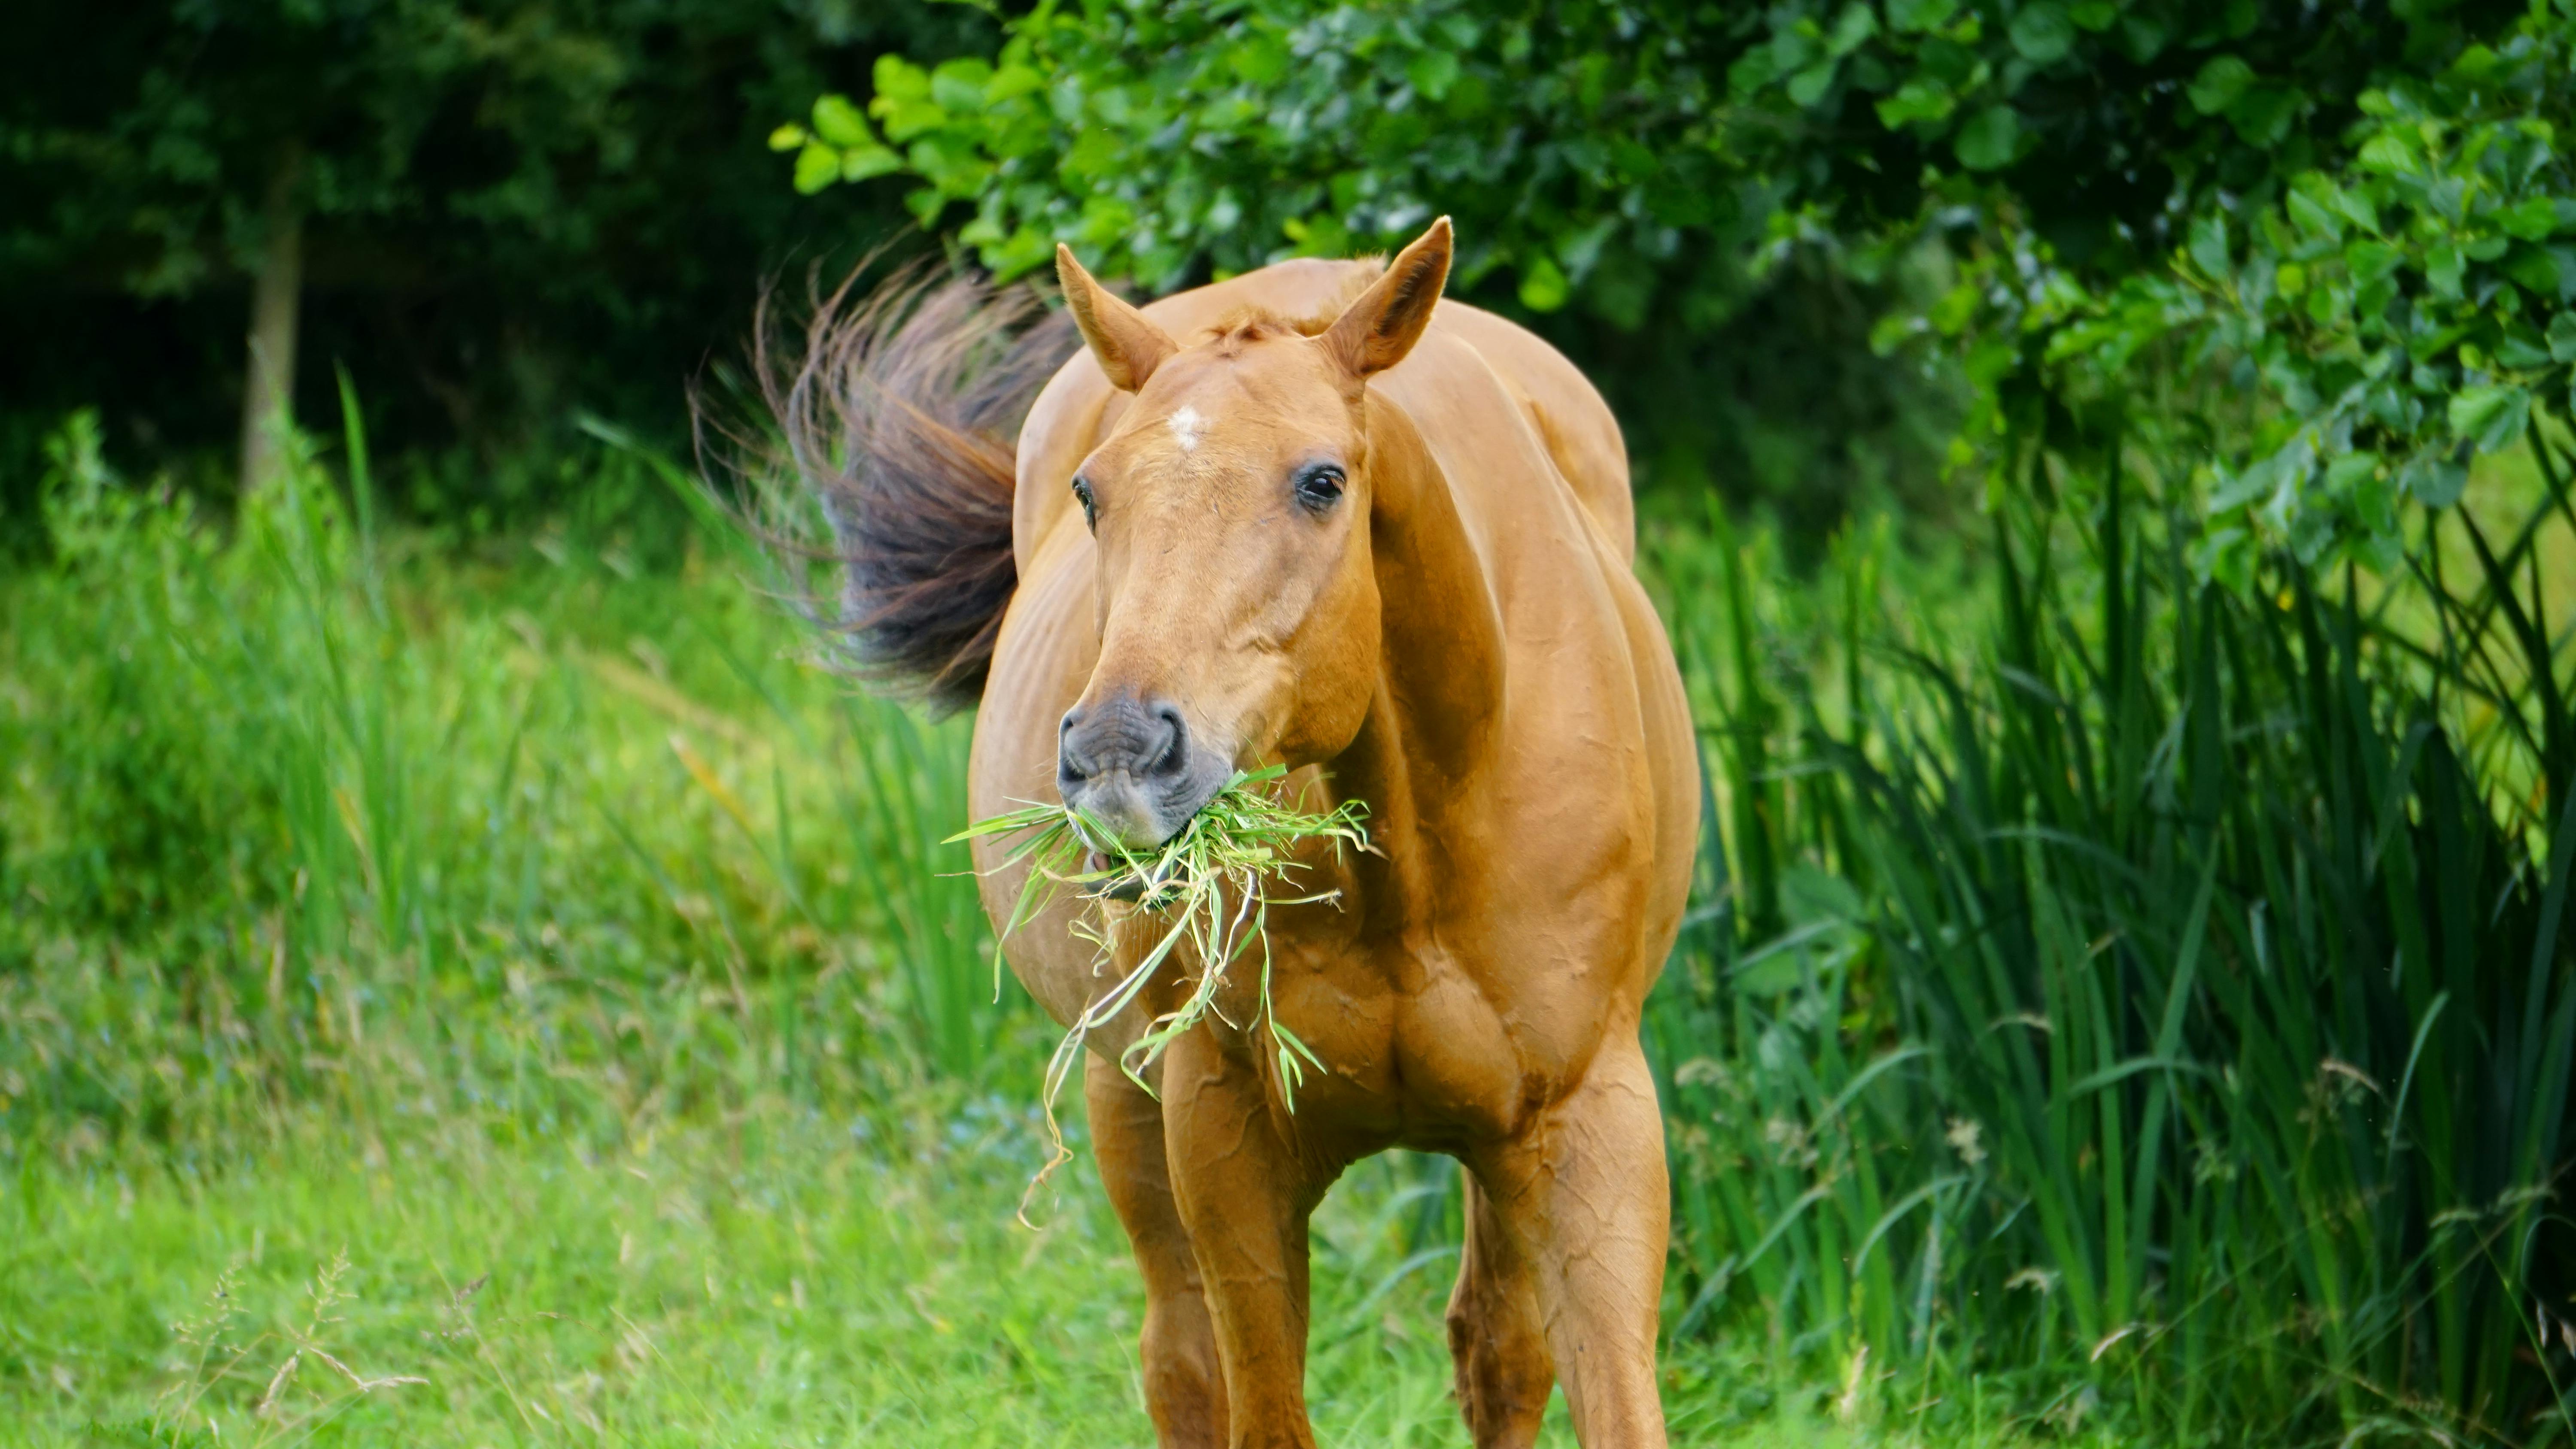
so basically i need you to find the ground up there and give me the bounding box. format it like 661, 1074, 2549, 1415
2, 1093, 1910, 1449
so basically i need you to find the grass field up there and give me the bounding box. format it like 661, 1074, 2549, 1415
4, 1101, 1489, 1445
5, 1084, 1984, 1448
0, 421, 1957, 1448
4, 409, 2570, 1446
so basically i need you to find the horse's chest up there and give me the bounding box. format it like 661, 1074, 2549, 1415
1248, 930, 1579, 1147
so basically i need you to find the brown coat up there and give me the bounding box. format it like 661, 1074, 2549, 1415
964, 221, 1699, 1449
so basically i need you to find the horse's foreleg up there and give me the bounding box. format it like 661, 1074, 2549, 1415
1446, 1174, 1557, 1447
1479, 1042, 1670, 1448
1087, 1053, 1230, 1449
1159, 1033, 1322, 1449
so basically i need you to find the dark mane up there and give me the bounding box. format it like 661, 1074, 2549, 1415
756, 264, 1075, 712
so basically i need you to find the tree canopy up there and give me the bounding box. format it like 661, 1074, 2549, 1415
782, 0, 2574, 572
1, 0, 992, 524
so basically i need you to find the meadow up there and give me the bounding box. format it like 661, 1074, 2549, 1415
0, 413, 1905, 1448
3, 399, 2570, 1448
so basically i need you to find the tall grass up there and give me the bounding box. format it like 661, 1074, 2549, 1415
1647, 428, 2576, 1443
0, 408, 1022, 1161
9, 394, 2573, 1446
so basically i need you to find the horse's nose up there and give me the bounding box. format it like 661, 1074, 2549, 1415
1058, 693, 1191, 791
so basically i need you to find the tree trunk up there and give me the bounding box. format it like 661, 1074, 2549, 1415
238, 146, 306, 492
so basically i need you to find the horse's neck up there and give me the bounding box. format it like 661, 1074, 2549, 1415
1331, 400, 1504, 893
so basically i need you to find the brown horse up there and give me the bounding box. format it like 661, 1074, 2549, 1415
777, 219, 1698, 1448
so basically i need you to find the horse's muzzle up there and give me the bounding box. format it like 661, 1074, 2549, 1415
1057, 691, 1225, 848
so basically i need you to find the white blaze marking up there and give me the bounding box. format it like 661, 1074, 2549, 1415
1168, 405, 1207, 452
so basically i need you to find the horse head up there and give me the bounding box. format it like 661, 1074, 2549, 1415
1049, 219, 1452, 848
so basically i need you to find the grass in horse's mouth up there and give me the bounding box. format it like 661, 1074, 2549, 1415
953, 764, 1369, 1202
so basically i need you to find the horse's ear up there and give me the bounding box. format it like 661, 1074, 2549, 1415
1322, 216, 1452, 380
1055, 245, 1176, 392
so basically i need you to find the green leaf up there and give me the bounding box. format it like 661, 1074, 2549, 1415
2008, 4, 2075, 64
1887, 0, 1957, 33
985, 63, 1046, 104
1407, 49, 1462, 100
873, 54, 933, 103
2187, 214, 2230, 281
2398, 453, 2468, 508
2495, 330, 2554, 370
2500, 196, 2560, 242
1789, 60, 1841, 106
2504, 245, 2576, 302
1518, 255, 1570, 312
2448, 385, 2530, 454
2187, 56, 2254, 116
2227, 86, 2298, 148
840, 145, 902, 183
1230, 35, 1289, 85
792, 142, 842, 195
930, 58, 995, 114
767, 123, 808, 154
2322, 450, 2381, 496
1877, 76, 1956, 127
810, 94, 874, 149
2357, 133, 2422, 176
2427, 244, 2465, 299
2285, 188, 2343, 243
2346, 239, 2403, 284
1954, 106, 2021, 171
1827, 2, 1879, 56
2549, 311, 2576, 364
2069, 0, 2117, 30
2214, 433, 2310, 511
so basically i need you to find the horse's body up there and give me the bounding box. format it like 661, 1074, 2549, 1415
784, 223, 1695, 1448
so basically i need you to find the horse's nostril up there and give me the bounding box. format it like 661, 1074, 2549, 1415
1145, 705, 1188, 778
1057, 709, 1091, 784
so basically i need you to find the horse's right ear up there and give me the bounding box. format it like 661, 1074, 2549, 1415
1322, 216, 1452, 380
1055, 245, 1176, 392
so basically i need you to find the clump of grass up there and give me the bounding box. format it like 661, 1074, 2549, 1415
956, 764, 1369, 1185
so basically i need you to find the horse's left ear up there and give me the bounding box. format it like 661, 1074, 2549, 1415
1322, 216, 1452, 380
1057, 243, 1177, 392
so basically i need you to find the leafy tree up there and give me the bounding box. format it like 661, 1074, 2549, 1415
1938, 11, 2576, 579
778, 0, 2567, 569
0, 0, 991, 525
772, 0, 1968, 527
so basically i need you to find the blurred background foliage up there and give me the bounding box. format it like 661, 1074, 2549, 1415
0, 0, 996, 537
784, 0, 2575, 570
6, 0, 2576, 1444
2, 0, 1968, 555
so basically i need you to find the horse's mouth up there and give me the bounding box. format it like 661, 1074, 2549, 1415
1082, 849, 1179, 907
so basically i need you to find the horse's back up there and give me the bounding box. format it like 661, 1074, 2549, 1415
1419, 301, 1633, 559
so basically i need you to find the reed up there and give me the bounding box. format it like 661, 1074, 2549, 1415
1648, 419, 2576, 1443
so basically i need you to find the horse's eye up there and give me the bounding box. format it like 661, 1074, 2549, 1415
1294, 464, 1345, 513
1071, 476, 1097, 530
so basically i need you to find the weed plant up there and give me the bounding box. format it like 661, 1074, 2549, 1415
1647, 426, 2576, 1444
